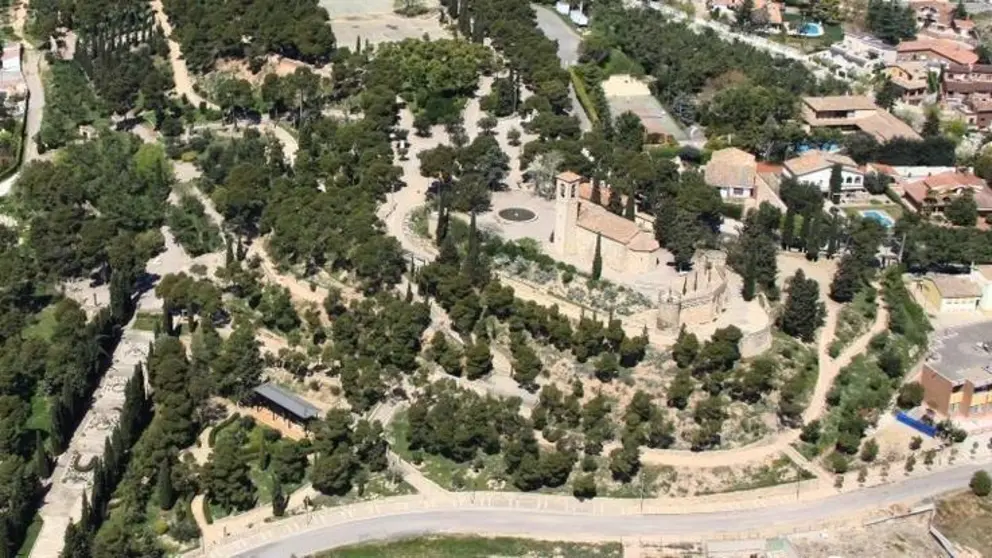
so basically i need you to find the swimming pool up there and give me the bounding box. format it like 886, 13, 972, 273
860, 209, 895, 228
797, 22, 824, 37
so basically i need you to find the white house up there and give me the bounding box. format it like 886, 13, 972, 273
783, 151, 866, 201
704, 147, 757, 200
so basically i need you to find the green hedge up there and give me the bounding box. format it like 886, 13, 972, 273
568, 67, 600, 124
720, 202, 744, 220
208, 412, 240, 448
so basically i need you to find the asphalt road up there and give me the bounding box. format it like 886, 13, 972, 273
232, 462, 991, 558
0, 45, 45, 196
532, 4, 592, 132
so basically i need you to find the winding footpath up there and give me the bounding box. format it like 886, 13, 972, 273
150, 0, 217, 110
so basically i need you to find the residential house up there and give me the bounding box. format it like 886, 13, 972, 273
0, 43, 25, 112
941, 63, 992, 121
902, 170, 992, 217
896, 38, 978, 66
920, 363, 992, 418
708, 0, 782, 26
910, 0, 976, 44
883, 61, 934, 104
704, 147, 757, 200
918, 273, 983, 312
782, 151, 866, 201
800, 95, 922, 141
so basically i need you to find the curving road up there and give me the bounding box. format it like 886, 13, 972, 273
219, 462, 991, 558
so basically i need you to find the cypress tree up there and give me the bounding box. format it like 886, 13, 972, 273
0, 522, 9, 558
157, 460, 175, 510
742, 268, 757, 301
781, 209, 795, 250
463, 211, 484, 285
624, 191, 636, 221
33, 433, 51, 478
272, 478, 287, 517
51, 400, 70, 455
591, 178, 602, 205
435, 206, 450, 245
405, 282, 413, 303
828, 163, 843, 205
591, 233, 603, 280
805, 216, 820, 261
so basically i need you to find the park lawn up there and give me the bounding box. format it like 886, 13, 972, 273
132, 311, 162, 332
314, 536, 624, 558
15, 515, 43, 558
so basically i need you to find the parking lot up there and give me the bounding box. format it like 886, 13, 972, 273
927, 321, 992, 371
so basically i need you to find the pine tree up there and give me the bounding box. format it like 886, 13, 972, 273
158, 460, 175, 510
592, 233, 603, 280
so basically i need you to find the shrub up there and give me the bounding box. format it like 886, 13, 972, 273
826, 452, 849, 474
859, 439, 879, 463
896, 382, 925, 409
209, 413, 241, 447
970, 470, 991, 497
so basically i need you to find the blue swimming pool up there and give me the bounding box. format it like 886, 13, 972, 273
860, 209, 895, 228
797, 22, 825, 37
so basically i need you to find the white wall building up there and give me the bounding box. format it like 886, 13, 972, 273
783, 151, 866, 201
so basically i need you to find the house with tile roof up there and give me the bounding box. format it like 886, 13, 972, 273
902, 170, 992, 217
703, 147, 757, 200
783, 151, 867, 201
800, 96, 922, 142
553, 172, 662, 274
896, 38, 978, 66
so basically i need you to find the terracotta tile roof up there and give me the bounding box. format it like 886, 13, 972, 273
803, 95, 878, 112
903, 171, 992, 210
576, 203, 659, 252
954, 19, 975, 29
577, 180, 619, 207
784, 151, 859, 176
756, 162, 782, 174
854, 111, 922, 141
897, 39, 978, 65
944, 80, 992, 94
926, 274, 983, 298
946, 63, 992, 74
704, 148, 756, 189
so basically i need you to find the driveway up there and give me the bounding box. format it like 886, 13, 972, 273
532, 4, 591, 132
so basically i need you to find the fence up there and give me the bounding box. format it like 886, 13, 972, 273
895, 411, 938, 437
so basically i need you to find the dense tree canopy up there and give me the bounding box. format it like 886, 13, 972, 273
163, 0, 337, 72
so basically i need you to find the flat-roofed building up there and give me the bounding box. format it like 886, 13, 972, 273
921, 363, 992, 417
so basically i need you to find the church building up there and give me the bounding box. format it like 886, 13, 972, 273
553, 171, 662, 274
